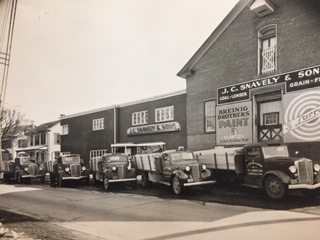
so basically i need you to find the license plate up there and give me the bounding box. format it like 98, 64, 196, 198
112, 176, 119, 179
187, 178, 193, 183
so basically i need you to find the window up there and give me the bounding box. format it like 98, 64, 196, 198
155, 106, 174, 122
264, 112, 279, 125
40, 133, 46, 145
30, 135, 34, 146
54, 133, 60, 144
205, 100, 216, 132
259, 25, 277, 74
132, 111, 148, 126
93, 118, 105, 131
35, 135, 39, 145
90, 149, 108, 160
62, 125, 69, 135
18, 139, 28, 148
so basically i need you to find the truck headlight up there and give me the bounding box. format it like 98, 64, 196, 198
112, 166, 117, 171
82, 166, 86, 171
185, 166, 190, 172
65, 167, 70, 172
24, 167, 29, 172
39, 166, 43, 171
314, 164, 320, 172
202, 165, 207, 170
127, 165, 131, 170
289, 165, 297, 174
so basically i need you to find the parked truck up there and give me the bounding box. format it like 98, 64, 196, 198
89, 153, 137, 191
133, 148, 216, 195
196, 143, 320, 200
45, 154, 90, 187
0, 157, 45, 184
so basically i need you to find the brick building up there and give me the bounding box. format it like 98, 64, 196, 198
60, 90, 186, 165
178, 0, 320, 161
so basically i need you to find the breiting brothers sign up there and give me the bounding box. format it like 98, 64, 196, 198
217, 65, 320, 105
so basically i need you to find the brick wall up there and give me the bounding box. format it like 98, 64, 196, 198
186, 0, 320, 150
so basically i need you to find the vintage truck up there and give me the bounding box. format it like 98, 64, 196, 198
89, 153, 137, 190
0, 157, 45, 184
45, 154, 90, 187
196, 143, 320, 200
133, 148, 216, 195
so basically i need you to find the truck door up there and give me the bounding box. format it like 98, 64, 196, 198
244, 146, 264, 185
162, 153, 171, 182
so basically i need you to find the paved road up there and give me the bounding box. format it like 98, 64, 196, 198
0, 182, 320, 239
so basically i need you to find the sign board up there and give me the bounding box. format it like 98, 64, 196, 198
216, 101, 252, 145
283, 89, 320, 142
218, 65, 320, 104
127, 121, 180, 135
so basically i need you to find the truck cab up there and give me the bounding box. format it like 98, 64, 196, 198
236, 143, 320, 199
90, 153, 137, 191
46, 154, 90, 187
134, 148, 216, 195
3, 157, 46, 184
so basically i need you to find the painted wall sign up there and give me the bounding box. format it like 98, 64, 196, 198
216, 101, 252, 145
127, 121, 180, 135
217, 65, 320, 104
283, 90, 320, 142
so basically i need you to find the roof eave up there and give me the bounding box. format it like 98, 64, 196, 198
177, 0, 252, 79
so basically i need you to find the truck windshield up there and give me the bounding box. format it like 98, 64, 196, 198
63, 156, 80, 163
20, 158, 33, 164
262, 146, 289, 159
106, 156, 127, 162
170, 152, 194, 161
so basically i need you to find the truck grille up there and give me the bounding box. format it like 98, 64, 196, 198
297, 160, 313, 184
46, 161, 53, 172
29, 165, 38, 175
70, 164, 81, 177
191, 165, 200, 182
117, 165, 126, 179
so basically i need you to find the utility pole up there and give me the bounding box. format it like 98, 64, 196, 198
0, 0, 18, 165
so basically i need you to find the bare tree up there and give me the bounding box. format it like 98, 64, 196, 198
0, 108, 31, 149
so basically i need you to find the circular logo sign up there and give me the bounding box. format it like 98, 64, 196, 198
284, 91, 320, 141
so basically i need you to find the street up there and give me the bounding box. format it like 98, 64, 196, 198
0, 181, 320, 239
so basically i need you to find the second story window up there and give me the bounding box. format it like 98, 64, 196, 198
35, 135, 39, 145
62, 124, 69, 135
259, 25, 277, 75
40, 133, 46, 145
132, 111, 148, 126
30, 135, 34, 146
93, 118, 104, 131
54, 133, 60, 144
205, 100, 216, 132
155, 106, 174, 122
18, 139, 28, 148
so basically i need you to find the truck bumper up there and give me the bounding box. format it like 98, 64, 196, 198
22, 174, 44, 179
62, 176, 89, 180
108, 178, 137, 183
183, 180, 216, 187
289, 182, 320, 190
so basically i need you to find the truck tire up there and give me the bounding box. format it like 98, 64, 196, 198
104, 177, 109, 191
264, 175, 287, 200
172, 176, 183, 195
141, 172, 150, 188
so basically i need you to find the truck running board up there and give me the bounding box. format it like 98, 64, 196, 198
241, 184, 260, 189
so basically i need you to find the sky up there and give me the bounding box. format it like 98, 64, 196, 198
1, 0, 238, 125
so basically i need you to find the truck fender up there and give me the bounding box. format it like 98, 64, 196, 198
261, 170, 291, 190
173, 170, 188, 180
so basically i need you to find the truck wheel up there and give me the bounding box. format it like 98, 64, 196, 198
172, 176, 183, 195
17, 174, 23, 184
104, 178, 109, 191
264, 175, 287, 200
141, 172, 150, 187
